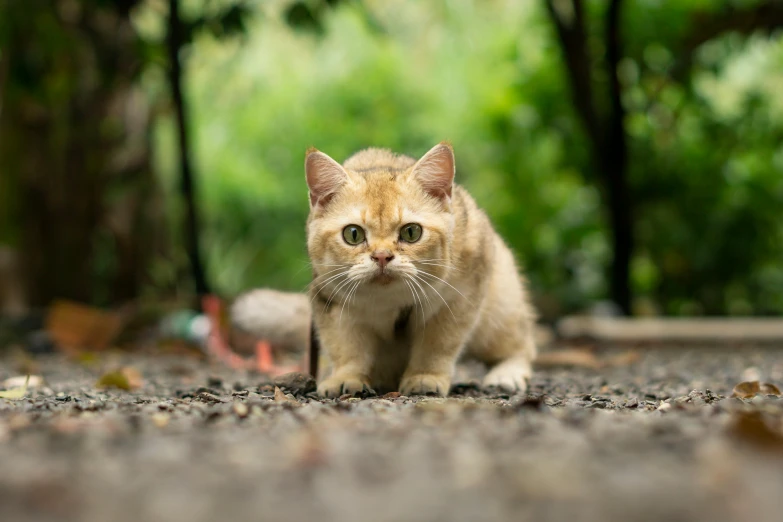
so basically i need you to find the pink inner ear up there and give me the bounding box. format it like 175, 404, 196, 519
306, 151, 348, 207
411, 143, 455, 199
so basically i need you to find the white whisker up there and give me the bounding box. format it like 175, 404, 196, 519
305, 267, 351, 294
405, 277, 426, 326
339, 279, 361, 325
417, 269, 470, 301
324, 274, 357, 311
402, 280, 418, 325
416, 261, 461, 272
408, 274, 433, 314
413, 273, 456, 321
308, 270, 350, 302
295, 262, 350, 285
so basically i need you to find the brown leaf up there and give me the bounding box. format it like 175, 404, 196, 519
95, 367, 142, 391
732, 381, 761, 399
727, 411, 783, 454
759, 382, 781, 396
120, 367, 144, 389
534, 349, 600, 369
274, 386, 298, 405
96, 371, 131, 391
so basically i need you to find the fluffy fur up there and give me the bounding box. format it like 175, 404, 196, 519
305, 142, 537, 397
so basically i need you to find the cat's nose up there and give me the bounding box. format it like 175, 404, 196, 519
370, 250, 395, 270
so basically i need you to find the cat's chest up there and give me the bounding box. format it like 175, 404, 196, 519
348, 284, 415, 337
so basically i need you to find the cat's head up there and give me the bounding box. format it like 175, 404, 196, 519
305, 142, 456, 290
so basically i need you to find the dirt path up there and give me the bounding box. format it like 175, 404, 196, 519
2, 347, 783, 522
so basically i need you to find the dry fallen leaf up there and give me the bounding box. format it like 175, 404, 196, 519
4, 375, 43, 389
120, 367, 144, 389
96, 371, 131, 390
732, 381, 761, 399
727, 411, 783, 454
273, 386, 298, 405
731, 380, 783, 399
534, 349, 600, 369
0, 375, 29, 400
95, 367, 143, 391
759, 382, 782, 396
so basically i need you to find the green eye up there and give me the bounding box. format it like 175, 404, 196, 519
400, 223, 422, 243
342, 225, 366, 245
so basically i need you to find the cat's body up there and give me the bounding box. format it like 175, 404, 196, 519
305, 143, 536, 397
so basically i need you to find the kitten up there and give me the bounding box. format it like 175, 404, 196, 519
305, 142, 537, 397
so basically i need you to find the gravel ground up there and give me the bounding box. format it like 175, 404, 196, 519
2, 346, 783, 522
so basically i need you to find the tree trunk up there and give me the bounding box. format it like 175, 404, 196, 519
545, 0, 632, 314
0, 1, 156, 308
167, 0, 211, 300
603, 0, 632, 315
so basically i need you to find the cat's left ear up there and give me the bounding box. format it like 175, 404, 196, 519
411, 142, 455, 200
305, 148, 349, 208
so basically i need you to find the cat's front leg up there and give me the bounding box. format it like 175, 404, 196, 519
316, 320, 376, 398
399, 306, 474, 397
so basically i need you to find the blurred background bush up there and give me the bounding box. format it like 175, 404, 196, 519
1, 0, 782, 321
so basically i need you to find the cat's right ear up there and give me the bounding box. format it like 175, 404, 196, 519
305, 148, 349, 208
411, 142, 455, 201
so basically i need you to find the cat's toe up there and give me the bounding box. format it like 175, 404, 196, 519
359, 384, 378, 397
483, 359, 531, 394
399, 374, 450, 397
482, 369, 528, 394
317, 375, 370, 398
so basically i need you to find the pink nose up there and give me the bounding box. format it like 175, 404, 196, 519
370, 251, 394, 270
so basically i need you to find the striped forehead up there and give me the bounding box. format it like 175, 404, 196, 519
349, 168, 406, 230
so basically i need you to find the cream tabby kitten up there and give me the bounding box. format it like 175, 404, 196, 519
305, 142, 537, 397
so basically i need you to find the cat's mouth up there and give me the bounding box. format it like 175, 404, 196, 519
371, 272, 396, 285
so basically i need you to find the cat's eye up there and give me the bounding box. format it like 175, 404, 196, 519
342, 225, 366, 245
399, 223, 423, 243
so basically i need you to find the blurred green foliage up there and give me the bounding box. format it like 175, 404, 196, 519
147, 1, 608, 316
4, 0, 780, 317
140, 0, 783, 317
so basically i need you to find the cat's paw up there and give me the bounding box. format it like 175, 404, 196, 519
399, 373, 450, 397
482, 363, 530, 393
317, 374, 374, 398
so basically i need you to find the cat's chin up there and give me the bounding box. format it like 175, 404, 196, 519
371, 273, 396, 286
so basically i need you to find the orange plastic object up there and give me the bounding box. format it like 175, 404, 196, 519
202, 295, 304, 375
